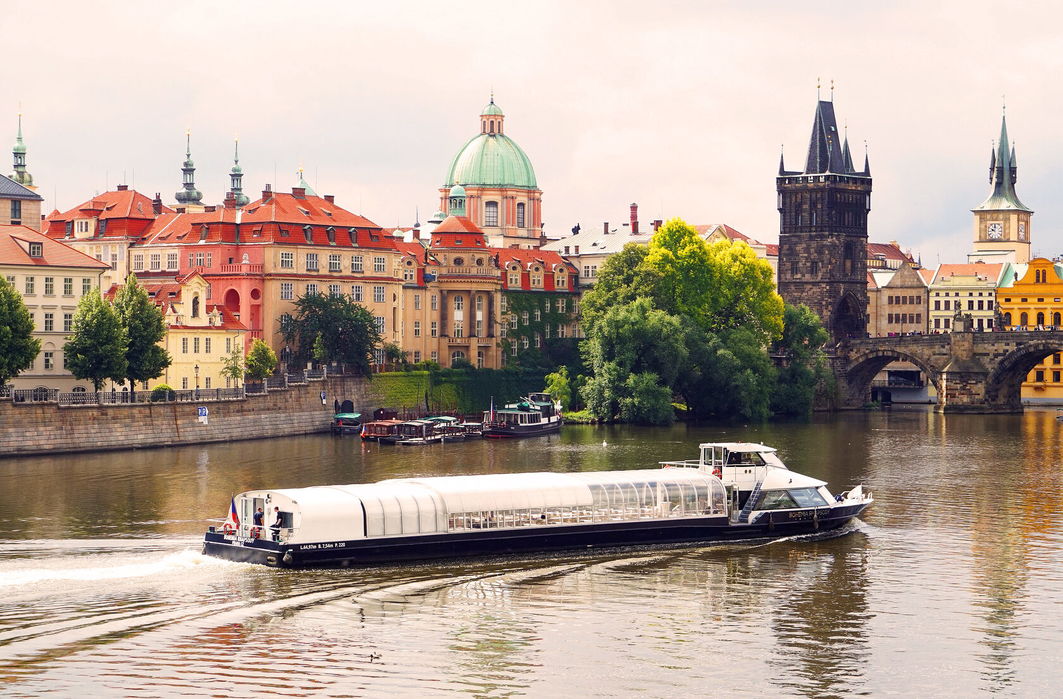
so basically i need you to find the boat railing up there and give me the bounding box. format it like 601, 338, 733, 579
659, 460, 702, 469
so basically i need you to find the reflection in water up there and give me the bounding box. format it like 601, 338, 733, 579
2, 409, 1063, 695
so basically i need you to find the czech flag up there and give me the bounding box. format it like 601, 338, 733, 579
226, 498, 240, 528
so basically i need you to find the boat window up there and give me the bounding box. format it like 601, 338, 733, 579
726, 450, 766, 466
756, 490, 799, 510
788, 488, 828, 508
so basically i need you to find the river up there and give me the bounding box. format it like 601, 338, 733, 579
2, 407, 1062, 697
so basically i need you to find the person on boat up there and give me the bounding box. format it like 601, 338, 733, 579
271, 506, 282, 542
252, 507, 264, 538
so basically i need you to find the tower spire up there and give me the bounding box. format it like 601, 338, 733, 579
10, 113, 33, 187
229, 138, 248, 208
175, 130, 203, 205
973, 108, 1030, 213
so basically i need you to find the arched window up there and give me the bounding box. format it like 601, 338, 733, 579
1020, 312, 1029, 327
191, 295, 200, 318
489, 121, 495, 134
1054, 312, 1061, 327
1037, 312, 1046, 326
450, 350, 466, 366
1004, 312, 1012, 327
484, 201, 499, 227
517, 202, 526, 228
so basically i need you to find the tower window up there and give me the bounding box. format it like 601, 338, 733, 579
517, 202, 526, 228
484, 201, 499, 227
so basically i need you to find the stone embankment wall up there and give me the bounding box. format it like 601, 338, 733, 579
0, 376, 377, 457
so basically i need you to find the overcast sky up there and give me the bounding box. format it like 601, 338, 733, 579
9, 1, 1063, 265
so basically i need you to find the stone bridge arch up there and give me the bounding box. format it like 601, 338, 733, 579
985, 340, 1063, 411
839, 348, 942, 408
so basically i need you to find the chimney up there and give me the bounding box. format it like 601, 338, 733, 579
292, 187, 306, 199
223, 191, 236, 209
152, 193, 162, 215
324, 194, 335, 204
262, 184, 273, 202
652, 219, 662, 232
117, 184, 129, 192
603, 221, 609, 235
630, 202, 639, 235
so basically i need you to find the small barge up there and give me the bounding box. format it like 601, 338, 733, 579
203, 442, 873, 568
482, 392, 562, 438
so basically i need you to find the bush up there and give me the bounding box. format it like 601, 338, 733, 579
150, 384, 174, 402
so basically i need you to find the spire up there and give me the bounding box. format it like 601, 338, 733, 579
989, 141, 996, 182
229, 139, 248, 208
803, 99, 846, 174
973, 110, 1030, 212
841, 125, 855, 174
778, 145, 787, 176
295, 166, 317, 196
862, 140, 871, 176
175, 130, 203, 205
10, 113, 32, 187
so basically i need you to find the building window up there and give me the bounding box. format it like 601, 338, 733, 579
329, 283, 341, 297
1036, 370, 1046, 382
205, 337, 212, 354
280, 282, 294, 300
11, 199, 21, 222
534, 333, 542, 348
63, 313, 72, 332
351, 255, 364, 273
556, 273, 567, 288
182, 337, 189, 353
373, 285, 385, 303
150, 253, 161, 271
511, 340, 518, 356
534, 309, 541, 322
522, 336, 529, 349
517, 202, 526, 228
510, 314, 518, 329
431, 321, 438, 337
193, 337, 200, 353
204, 377, 212, 389
133, 254, 144, 271
544, 324, 551, 338
82, 278, 91, 295
44, 277, 54, 295
44, 351, 53, 370
306, 253, 319, 271
182, 377, 188, 389
24, 276, 34, 294
508, 270, 521, 286
280, 251, 294, 269
44, 312, 54, 331
431, 294, 438, 310
167, 252, 178, 270
453, 321, 464, 338
226, 337, 232, 353
329, 254, 341, 272
352, 285, 364, 301
556, 298, 567, 313
414, 321, 421, 337
431, 351, 438, 361
374, 316, 385, 334
414, 294, 421, 310
413, 351, 422, 363
306, 283, 319, 296
454, 295, 464, 312
403, 266, 416, 282
373, 256, 386, 273
557, 323, 567, 338
500, 296, 508, 313
63, 278, 73, 295
484, 201, 499, 227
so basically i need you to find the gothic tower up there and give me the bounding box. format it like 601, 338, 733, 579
229, 139, 249, 208
971, 110, 1031, 263
10, 113, 34, 189
777, 96, 872, 342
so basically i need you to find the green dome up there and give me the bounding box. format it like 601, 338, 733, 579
444, 133, 537, 189
481, 100, 504, 116
449, 183, 466, 198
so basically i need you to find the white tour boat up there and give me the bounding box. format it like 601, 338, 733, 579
203, 442, 873, 568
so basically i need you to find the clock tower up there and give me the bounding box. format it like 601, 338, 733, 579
972, 111, 1032, 263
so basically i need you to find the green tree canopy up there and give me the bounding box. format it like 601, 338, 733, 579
244, 339, 278, 381
281, 293, 382, 375
65, 288, 128, 392
112, 273, 171, 392
0, 276, 40, 386
702, 238, 784, 344
577, 243, 652, 335
771, 303, 833, 417
544, 365, 572, 411
221, 346, 244, 385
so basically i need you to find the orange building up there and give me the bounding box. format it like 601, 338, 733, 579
997, 258, 1063, 403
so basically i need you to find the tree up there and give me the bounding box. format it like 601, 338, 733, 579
65, 289, 128, 392
244, 339, 278, 381
577, 243, 652, 335
221, 346, 244, 386
702, 238, 784, 344
112, 273, 171, 394
544, 365, 572, 410
383, 342, 408, 367
281, 293, 381, 375
771, 303, 833, 417
0, 276, 40, 386
642, 218, 714, 327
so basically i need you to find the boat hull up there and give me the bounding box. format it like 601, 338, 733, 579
482, 419, 562, 439
203, 502, 868, 568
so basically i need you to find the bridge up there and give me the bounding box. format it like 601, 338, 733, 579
832, 330, 1063, 413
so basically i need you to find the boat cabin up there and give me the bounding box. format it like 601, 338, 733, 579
361, 419, 403, 440
226, 469, 729, 545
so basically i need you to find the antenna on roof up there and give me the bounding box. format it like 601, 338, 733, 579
816, 77, 821, 100
830, 79, 835, 101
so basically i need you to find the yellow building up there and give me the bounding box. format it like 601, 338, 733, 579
134, 273, 247, 392
997, 258, 1063, 403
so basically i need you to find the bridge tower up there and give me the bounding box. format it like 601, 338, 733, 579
971, 110, 1032, 264
777, 95, 872, 343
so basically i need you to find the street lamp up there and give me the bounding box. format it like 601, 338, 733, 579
194, 363, 200, 391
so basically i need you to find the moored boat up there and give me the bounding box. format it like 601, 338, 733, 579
360, 419, 404, 442
330, 412, 363, 435
202, 442, 873, 568
392, 419, 446, 446
482, 392, 562, 438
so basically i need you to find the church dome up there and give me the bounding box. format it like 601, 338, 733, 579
444, 133, 537, 189
481, 100, 504, 117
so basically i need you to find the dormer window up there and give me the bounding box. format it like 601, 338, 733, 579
199, 224, 209, 242
454, 238, 463, 246
297, 207, 311, 217
64, 221, 72, 238
28, 242, 43, 258
322, 209, 333, 217
326, 226, 336, 244
348, 228, 358, 246
303, 225, 313, 243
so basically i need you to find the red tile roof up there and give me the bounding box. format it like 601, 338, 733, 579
868, 241, 915, 264
0, 224, 110, 270
431, 216, 487, 249
932, 262, 1003, 283
496, 248, 575, 272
